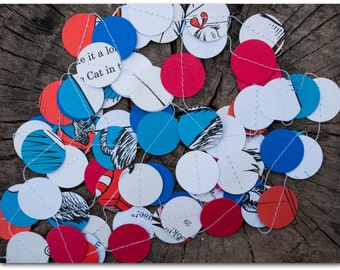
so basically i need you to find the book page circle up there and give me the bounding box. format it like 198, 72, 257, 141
161, 196, 202, 241
260, 129, 304, 173
182, 25, 228, 59
234, 85, 274, 130
161, 52, 206, 98
241, 182, 270, 228
307, 77, 340, 122
185, 4, 230, 42
46, 225, 87, 263
259, 78, 301, 121
92, 16, 136, 60
57, 74, 104, 120
239, 13, 285, 55
257, 186, 298, 229
6, 231, 49, 263
49, 192, 90, 231
18, 177, 62, 220
289, 74, 320, 119
231, 39, 276, 84
92, 126, 137, 170
82, 215, 111, 249
62, 13, 96, 57
242, 135, 265, 176
118, 163, 163, 207
189, 187, 224, 203
207, 115, 246, 159
200, 198, 243, 237
178, 107, 223, 151
13, 120, 53, 159
128, 65, 174, 112
84, 233, 106, 263
286, 135, 323, 180
176, 150, 219, 194
108, 224, 151, 263
217, 151, 259, 195
76, 42, 121, 88
47, 145, 88, 189
150, 4, 184, 43
112, 206, 154, 237
127, 4, 174, 36
110, 52, 152, 98
136, 111, 179, 156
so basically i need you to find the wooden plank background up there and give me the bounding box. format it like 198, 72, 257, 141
0, 4, 339, 263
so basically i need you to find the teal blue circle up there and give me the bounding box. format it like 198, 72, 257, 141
137, 111, 179, 156
289, 74, 320, 119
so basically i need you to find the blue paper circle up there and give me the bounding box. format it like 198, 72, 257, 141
30, 115, 54, 127
57, 75, 101, 120
169, 191, 191, 200
92, 126, 137, 170
148, 162, 175, 206
1, 188, 38, 227
92, 16, 137, 60
130, 104, 174, 133
289, 74, 320, 119
21, 129, 66, 174
136, 111, 179, 156
103, 85, 120, 99
178, 107, 223, 151
260, 129, 304, 173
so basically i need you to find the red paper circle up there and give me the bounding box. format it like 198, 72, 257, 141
161, 52, 205, 98
257, 186, 298, 229
200, 198, 243, 237
227, 98, 266, 136
84, 158, 109, 195
0, 209, 31, 240
39, 80, 73, 126
62, 13, 96, 57
231, 39, 276, 84
108, 224, 151, 263
237, 63, 282, 90
46, 225, 87, 263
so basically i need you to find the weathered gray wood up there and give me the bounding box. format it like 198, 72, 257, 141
0, 4, 339, 263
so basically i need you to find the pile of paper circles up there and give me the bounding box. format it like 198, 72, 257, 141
1, 4, 340, 263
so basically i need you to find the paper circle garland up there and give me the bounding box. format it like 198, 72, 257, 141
2, 4, 339, 264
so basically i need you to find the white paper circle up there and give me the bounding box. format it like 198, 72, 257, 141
182, 25, 228, 59
286, 135, 323, 180
307, 78, 340, 123
242, 134, 265, 176
6, 231, 49, 263
82, 215, 111, 249
150, 4, 184, 43
76, 42, 121, 88
189, 187, 224, 203
128, 65, 174, 112
13, 120, 52, 159
234, 85, 274, 130
259, 78, 301, 121
84, 233, 106, 263
95, 109, 132, 131
127, 4, 174, 36
176, 150, 219, 195
161, 196, 202, 240
47, 145, 88, 189
185, 4, 230, 42
18, 177, 62, 220
218, 151, 259, 194
110, 52, 152, 98
241, 184, 270, 228
207, 115, 246, 159
118, 163, 163, 206
239, 13, 285, 55
112, 206, 154, 237
152, 207, 184, 244
216, 105, 230, 116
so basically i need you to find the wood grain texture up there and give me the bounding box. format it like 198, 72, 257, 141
0, 4, 339, 263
